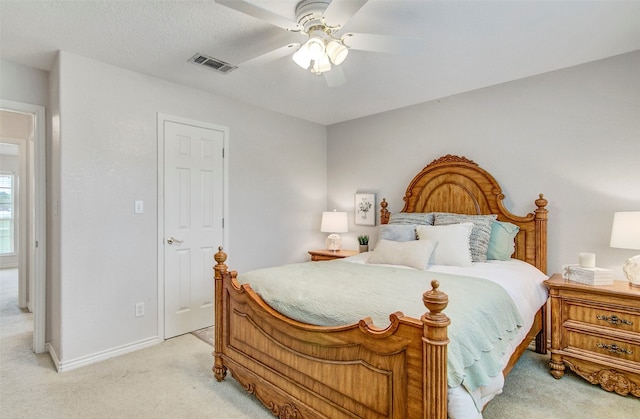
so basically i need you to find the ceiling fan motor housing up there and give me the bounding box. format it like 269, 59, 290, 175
295, 0, 334, 33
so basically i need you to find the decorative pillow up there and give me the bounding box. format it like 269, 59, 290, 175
416, 223, 473, 267
388, 212, 434, 226
487, 221, 520, 260
367, 239, 436, 270
433, 213, 497, 262
378, 224, 416, 242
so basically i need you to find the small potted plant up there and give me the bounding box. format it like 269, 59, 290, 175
358, 235, 369, 253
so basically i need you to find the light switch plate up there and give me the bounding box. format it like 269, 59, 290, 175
134, 200, 144, 214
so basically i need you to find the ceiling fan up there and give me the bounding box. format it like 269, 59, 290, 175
216, 0, 423, 86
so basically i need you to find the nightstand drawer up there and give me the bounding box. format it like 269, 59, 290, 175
567, 301, 640, 333
566, 329, 640, 363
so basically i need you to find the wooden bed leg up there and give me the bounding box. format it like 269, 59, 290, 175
213, 246, 228, 382
421, 280, 451, 419
535, 302, 548, 354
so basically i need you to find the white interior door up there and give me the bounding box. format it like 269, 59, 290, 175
163, 121, 224, 338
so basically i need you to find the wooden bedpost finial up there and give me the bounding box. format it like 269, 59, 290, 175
535, 194, 548, 210
214, 246, 228, 280
423, 280, 449, 317
380, 198, 390, 224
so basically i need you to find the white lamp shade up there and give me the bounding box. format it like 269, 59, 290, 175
306, 37, 325, 61
326, 40, 348, 65
321, 211, 348, 233
610, 211, 640, 250
292, 44, 311, 69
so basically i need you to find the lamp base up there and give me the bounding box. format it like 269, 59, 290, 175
326, 233, 342, 251
623, 254, 640, 288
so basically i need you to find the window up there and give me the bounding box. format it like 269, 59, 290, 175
0, 172, 15, 255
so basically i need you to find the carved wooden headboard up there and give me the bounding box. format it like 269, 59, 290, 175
380, 155, 548, 273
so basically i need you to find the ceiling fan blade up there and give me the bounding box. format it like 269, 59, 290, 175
322, 0, 368, 27
342, 33, 424, 55
216, 0, 301, 32
239, 43, 300, 67
324, 65, 346, 87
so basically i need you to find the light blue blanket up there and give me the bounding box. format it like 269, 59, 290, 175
238, 260, 523, 407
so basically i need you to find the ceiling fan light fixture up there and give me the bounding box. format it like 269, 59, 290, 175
292, 44, 311, 69
326, 40, 348, 65
305, 37, 326, 60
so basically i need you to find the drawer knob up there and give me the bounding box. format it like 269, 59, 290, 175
596, 314, 633, 326
596, 343, 633, 355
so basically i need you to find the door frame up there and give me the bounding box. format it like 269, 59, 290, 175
0, 99, 47, 354
156, 113, 229, 341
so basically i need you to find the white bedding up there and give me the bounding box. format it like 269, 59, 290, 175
345, 252, 549, 418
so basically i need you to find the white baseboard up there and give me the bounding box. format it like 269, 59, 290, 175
48, 336, 161, 372
47, 343, 60, 368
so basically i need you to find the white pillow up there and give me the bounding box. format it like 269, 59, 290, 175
367, 239, 436, 270
416, 223, 473, 267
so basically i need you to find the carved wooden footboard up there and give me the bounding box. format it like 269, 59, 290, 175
213, 247, 451, 418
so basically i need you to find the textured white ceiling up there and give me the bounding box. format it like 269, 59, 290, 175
2, 0, 639, 125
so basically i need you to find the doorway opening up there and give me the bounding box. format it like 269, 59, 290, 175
0, 101, 46, 353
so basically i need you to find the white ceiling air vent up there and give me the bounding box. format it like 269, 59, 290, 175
188, 53, 237, 74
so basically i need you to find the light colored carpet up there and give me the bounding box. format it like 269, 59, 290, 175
483, 348, 638, 418
1, 268, 637, 418
191, 326, 214, 347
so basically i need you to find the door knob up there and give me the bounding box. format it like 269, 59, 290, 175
166, 237, 184, 245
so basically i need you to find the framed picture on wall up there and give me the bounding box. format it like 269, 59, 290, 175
355, 193, 376, 226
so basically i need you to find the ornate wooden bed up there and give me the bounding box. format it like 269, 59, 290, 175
213, 155, 548, 418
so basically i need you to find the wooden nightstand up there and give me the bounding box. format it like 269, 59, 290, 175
544, 273, 640, 398
308, 249, 359, 261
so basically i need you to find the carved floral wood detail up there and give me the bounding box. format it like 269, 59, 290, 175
231, 367, 306, 418
427, 154, 478, 167
269, 402, 303, 419
579, 367, 640, 397
569, 364, 640, 397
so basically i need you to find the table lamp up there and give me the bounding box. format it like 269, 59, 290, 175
610, 211, 640, 287
321, 210, 348, 251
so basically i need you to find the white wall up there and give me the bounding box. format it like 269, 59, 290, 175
0, 60, 49, 107
49, 55, 62, 356
47, 51, 326, 366
327, 51, 640, 278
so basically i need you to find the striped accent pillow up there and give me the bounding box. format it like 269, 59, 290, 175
433, 213, 497, 262
388, 212, 434, 226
